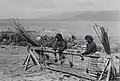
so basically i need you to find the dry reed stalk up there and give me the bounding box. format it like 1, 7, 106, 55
10, 18, 39, 46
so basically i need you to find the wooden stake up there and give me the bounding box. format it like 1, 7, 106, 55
23, 48, 43, 70
106, 59, 111, 81
24, 54, 31, 70
119, 59, 120, 74
23, 55, 29, 65
98, 59, 110, 81
29, 49, 42, 68
116, 56, 120, 74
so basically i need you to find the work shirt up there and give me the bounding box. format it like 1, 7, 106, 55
84, 41, 97, 54
53, 39, 66, 52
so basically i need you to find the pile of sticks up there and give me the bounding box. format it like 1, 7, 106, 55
93, 23, 116, 81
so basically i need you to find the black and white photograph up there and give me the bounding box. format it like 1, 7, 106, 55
0, 0, 119, 81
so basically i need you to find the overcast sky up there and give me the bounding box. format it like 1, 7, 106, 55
0, 0, 119, 18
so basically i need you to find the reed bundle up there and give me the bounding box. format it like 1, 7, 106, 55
10, 18, 39, 46
93, 23, 111, 54
93, 23, 116, 81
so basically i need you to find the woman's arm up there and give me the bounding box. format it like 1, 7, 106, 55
82, 42, 97, 55
59, 41, 66, 52
53, 39, 58, 51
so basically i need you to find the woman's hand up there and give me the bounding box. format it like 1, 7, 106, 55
82, 52, 86, 56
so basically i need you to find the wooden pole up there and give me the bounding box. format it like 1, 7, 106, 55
116, 56, 120, 74
98, 59, 110, 81
29, 49, 42, 68
23, 44, 43, 70
24, 54, 31, 70
119, 59, 120, 74
106, 59, 111, 81
23, 55, 29, 65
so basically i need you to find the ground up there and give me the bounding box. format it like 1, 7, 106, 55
0, 45, 119, 81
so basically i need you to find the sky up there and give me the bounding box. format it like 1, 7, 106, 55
0, 0, 119, 18
0, 0, 120, 42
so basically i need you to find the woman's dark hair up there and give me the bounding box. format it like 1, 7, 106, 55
85, 35, 93, 42
55, 33, 64, 41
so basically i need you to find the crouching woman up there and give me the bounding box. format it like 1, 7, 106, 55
82, 35, 101, 74
53, 33, 67, 65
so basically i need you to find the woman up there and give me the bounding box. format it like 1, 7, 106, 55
53, 33, 67, 64
82, 35, 100, 74
82, 35, 97, 55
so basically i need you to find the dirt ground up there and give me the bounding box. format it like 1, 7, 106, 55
0, 45, 119, 81
0, 45, 87, 81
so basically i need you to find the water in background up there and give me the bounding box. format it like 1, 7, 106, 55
0, 19, 119, 43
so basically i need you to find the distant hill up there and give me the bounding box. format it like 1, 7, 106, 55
40, 10, 120, 21
63, 10, 120, 21
0, 10, 119, 22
